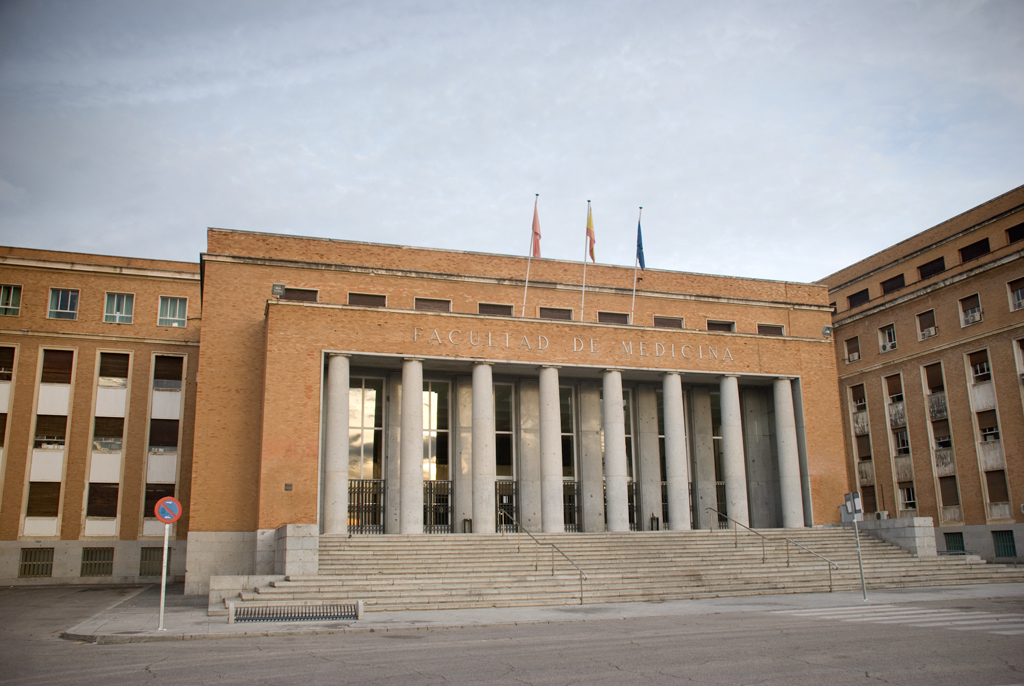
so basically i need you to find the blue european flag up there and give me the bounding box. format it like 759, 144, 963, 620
636, 221, 646, 271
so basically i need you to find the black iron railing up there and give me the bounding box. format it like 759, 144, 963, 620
424, 480, 452, 533
496, 481, 517, 533
563, 482, 579, 532
348, 479, 385, 534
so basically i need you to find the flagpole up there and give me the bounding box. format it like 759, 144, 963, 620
630, 207, 642, 324
522, 194, 538, 317
581, 200, 590, 321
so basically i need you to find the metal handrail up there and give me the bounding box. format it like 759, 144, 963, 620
704, 507, 840, 592
498, 511, 588, 604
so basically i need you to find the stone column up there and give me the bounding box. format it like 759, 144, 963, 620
603, 369, 629, 532
636, 385, 662, 531
400, 358, 424, 534
774, 377, 805, 528
323, 354, 349, 535
663, 372, 691, 530
454, 375, 473, 531
472, 363, 496, 533
518, 378, 542, 532
720, 375, 749, 527
578, 382, 605, 533
539, 366, 563, 533
690, 386, 716, 529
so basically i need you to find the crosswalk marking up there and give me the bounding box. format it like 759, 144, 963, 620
775, 604, 1024, 637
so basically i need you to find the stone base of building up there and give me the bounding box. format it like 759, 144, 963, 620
834, 516, 938, 558
185, 524, 320, 595
935, 523, 1023, 564
0, 539, 187, 585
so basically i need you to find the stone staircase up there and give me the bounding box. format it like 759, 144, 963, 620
215, 528, 1024, 616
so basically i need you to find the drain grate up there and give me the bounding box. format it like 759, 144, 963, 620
228, 601, 363, 623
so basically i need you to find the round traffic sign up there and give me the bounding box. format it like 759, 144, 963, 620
154, 496, 182, 524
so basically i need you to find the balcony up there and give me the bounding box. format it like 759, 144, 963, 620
893, 455, 914, 482
934, 448, 956, 477
888, 402, 906, 429
852, 411, 870, 436
927, 392, 947, 420
857, 460, 874, 486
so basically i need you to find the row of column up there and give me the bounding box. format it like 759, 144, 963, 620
322, 355, 805, 535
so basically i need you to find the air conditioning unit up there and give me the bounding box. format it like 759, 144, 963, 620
920, 327, 937, 339
847, 352, 861, 363
881, 342, 897, 352
964, 311, 982, 325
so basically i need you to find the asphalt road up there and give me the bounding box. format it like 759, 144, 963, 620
2, 585, 1022, 685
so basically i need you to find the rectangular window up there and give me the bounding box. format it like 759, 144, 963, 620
917, 310, 937, 339
25, 482, 61, 517
86, 483, 119, 518
706, 320, 735, 332
653, 316, 683, 329
848, 289, 870, 308
48, 289, 78, 320
898, 481, 916, 509
0, 346, 14, 381
960, 294, 982, 326
144, 484, 176, 517
993, 531, 1017, 558
103, 293, 134, 324
559, 387, 576, 479
494, 384, 514, 478
879, 324, 897, 352
932, 419, 952, 449
985, 470, 1009, 503
80, 547, 114, 577
918, 257, 945, 280
851, 384, 867, 412
148, 419, 179, 450
1008, 222, 1024, 245
860, 485, 877, 513
893, 429, 910, 455
158, 296, 187, 327
93, 416, 124, 452
598, 311, 629, 325
856, 434, 872, 460
959, 237, 990, 263
880, 274, 905, 295
939, 475, 960, 506
98, 352, 129, 388
0, 284, 21, 316
41, 349, 73, 384
844, 337, 860, 362
0, 413, 6, 447
924, 362, 944, 393
944, 531, 965, 553
757, 324, 784, 336
281, 288, 317, 302
34, 415, 67, 449
414, 298, 451, 312
539, 307, 572, 321
977, 409, 999, 441
348, 293, 386, 308
153, 356, 183, 390
1009, 277, 1024, 311
479, 303, 513, 316
348, 377, 385, 481
969, 350, 991, 382
422, 381, 450, 481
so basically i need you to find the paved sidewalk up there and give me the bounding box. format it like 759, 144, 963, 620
62, 582, 1024, 644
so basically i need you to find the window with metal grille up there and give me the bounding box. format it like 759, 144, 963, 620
80, 547, 114, 577
103, 293, 134, 324
478, 303, 513, 316
0, 284, 21, 316
414, 298, 451, 312
944, 531, 965, 553
848, 289, 870, 308
538, 307, 572, 321
757, 324, 784, 336
280, 288, 317, 302
140, 547, 169, 576
959, 237, 990, 263
881, 274, 905, 295
19, 548, 54, 578
918, 256, 945, 280
158, 296, 187, 327
348, 293, 386, 307
653, 316, 683, 329
48, 289, 78, 320
706, 320, 734, 332
992, 531, 1017, 558
598, 311, 629, 325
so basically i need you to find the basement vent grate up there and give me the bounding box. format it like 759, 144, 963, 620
229, 602, 363, 623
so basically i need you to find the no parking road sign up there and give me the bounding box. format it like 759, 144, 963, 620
154, 496, 182, 524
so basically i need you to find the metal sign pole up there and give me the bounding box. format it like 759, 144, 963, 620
158, 521, 170, 631
853, 518, 867, 601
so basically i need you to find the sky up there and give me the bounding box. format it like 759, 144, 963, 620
0, 0, 1022, 283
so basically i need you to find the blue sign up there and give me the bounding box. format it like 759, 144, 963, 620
155, 496, 182, 524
